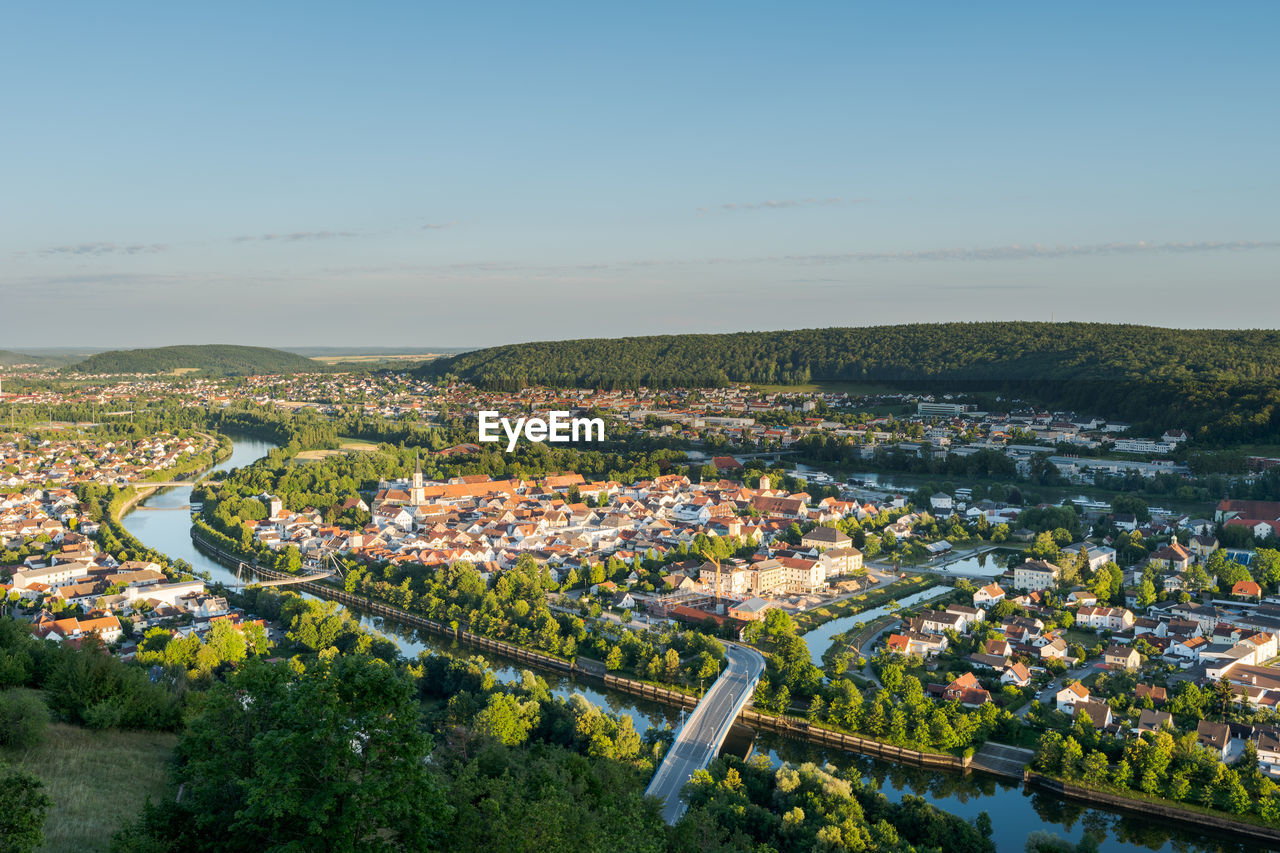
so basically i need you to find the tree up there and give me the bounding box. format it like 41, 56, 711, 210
663, 648, 681, 683
1213, 675, 1235, 716
1081, 751, 1109, 787
0, 763, 52, 853
1111, 495, 1150, 523
1029, 532, 1061, 563
125, 656, 448, 851
1137, 577, 1156, 609
604, 646, 623, 671
0, 692, 48, 749
474, 692, 534, 746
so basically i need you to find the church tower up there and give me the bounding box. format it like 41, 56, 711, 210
757, 473, 771, 492
410, 448, 425, 506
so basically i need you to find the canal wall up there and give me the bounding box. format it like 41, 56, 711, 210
1026, 772, 1280, 846
740, 710, 971, 772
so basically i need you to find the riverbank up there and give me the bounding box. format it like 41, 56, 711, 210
1026, 772, 1280, 847
111, 433, 232, 519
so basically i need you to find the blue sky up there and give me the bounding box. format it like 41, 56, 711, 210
2, 1, 1276, 348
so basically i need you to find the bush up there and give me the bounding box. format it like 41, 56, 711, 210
0, 691, 48, 749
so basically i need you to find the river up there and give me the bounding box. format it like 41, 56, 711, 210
802, 585, 954, 668
120, 436, 1260, 853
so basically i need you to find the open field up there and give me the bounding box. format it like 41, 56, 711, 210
295, 437, 379, 461
308, 352, 444, 365
1, 710, 177, 852
744, 380, 910, 396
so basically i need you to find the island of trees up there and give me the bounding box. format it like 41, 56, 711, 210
70, 344, 327, 377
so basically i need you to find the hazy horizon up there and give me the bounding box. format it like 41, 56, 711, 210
3, 2, 1277, 348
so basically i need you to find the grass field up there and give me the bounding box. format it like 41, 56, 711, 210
745, 380, 910, 396
295, 437, 379, 461
1, 708, 177, 852
308, 353, 442, 365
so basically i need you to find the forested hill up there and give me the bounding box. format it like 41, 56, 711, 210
71, 345, 326, 376
418, 323, 1280, 443
0, 349, 47, 367
418, 323, 1280, 390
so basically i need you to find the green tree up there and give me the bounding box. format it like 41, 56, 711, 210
0, 763, 53, 853
473, 692, 535, 747
1137, 577, 1156, 609
120, 656, 448, 851
0, 692, 48, 749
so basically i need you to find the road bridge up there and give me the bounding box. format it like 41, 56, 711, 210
645, 643, 767, 824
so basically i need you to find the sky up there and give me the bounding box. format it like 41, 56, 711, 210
2, 1, 1277, 350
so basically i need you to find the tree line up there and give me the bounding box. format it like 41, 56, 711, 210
417, 322, 1280, 444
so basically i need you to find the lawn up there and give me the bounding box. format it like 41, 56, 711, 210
294, 437, 379, 461
2, 714, 177, 852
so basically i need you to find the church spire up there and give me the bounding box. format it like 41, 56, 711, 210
410, 447, 425, 505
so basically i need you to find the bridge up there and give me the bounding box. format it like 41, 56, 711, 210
730, 450, 798, 460
645, 643, 767, 824
228, 561, 334, 589
137, 480, 222, 488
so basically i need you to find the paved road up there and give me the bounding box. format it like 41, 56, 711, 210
1020, 660, 1105, 718
645, 643, 767, 824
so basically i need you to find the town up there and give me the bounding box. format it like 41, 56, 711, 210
5, 358, 1280, 851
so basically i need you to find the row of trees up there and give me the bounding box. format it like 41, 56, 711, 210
1034, 729, 1280, 821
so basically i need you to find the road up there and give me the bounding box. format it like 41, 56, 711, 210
1020, 659, 1105, 718
645, 643, 767, 824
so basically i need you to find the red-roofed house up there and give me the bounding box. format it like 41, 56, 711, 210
1233, 580, 1262, 600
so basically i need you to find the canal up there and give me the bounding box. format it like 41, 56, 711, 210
119, 435, 1262, 853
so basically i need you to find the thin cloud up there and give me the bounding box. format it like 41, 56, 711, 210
698, 197, 869, 213
422, 222, 454, 230
776, 239, 1280, 264
38, 242, 167, 257
357, 238, 1280, 277
232, 231, 359, 243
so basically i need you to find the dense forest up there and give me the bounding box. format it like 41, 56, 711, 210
418, 323, 1280, 444
70, 345, 326, 376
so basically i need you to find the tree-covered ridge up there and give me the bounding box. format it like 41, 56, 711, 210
419, 322, 1280, 387
0, 350, 48, 367
71, 345, 326, 376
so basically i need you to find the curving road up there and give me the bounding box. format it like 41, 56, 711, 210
645, 643, 767, 824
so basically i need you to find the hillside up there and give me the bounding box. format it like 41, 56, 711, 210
419, 323, 1280, 388
0, 349, 47, 367
417, 323, 1280, 443
71, 345, 325, 376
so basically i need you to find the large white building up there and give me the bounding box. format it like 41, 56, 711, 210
1014, 559, 1060, 592
1113, 438, 1176, 454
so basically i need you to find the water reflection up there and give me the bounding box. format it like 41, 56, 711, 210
753, 733, 1265, 853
